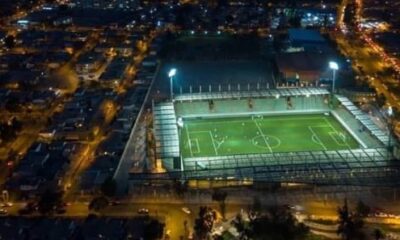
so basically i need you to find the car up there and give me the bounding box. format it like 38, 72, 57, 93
137, 208, 149, 214
109, 201, 121, 206
182, 207, 191, 214
1, 202, 13, 207
0, 209, 7, 215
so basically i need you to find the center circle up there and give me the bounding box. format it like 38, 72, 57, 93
252, 135, 281, 149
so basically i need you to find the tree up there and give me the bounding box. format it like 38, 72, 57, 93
211, 189, 227, 220
143, 219, 165, 240
37, 189, 63, 215
58, 4, 69, 12
391, 106, 400, 120
355, 200, 370, 218
248, 196, 262, 222
4, 35, 15, 49
225, 14, 234, 24
231, 213, 249, 240
375, 93, 386, 108
288, 15, 301, 28
88, 196, 109, 212
101, 176, 116, 197
337, 199, 365, 240
5, 97, 20, 112
373, 228, 384, 240
247, 206, 309, 240
194, 206, 216, 240
11, 118, 23, 132
251, 196, 262, 213
232, 204, 310, 240
173, 179, 188, 197
0, 123, 17, 142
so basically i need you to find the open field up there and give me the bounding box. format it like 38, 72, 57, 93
180, 114, 360, 157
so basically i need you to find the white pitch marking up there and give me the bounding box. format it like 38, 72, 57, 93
208, 131, 219, 156
253, 120, 273, 153
308, 126, 328, 151
323, 117, 352, 149
185, 126, 194, 157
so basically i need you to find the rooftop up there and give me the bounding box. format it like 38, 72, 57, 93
288, 28, 326, 43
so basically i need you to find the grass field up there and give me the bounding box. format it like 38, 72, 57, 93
180, 114, 360, 158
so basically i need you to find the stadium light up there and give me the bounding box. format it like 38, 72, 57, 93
329, 61, 339, 94
168, 68, 176, 78
387, 105, 394, 155
275, 94, 280, 99
177, 117, 184, 128
329, 61, 339, 70
168, 68, 177, 100
388, 106, 393, 117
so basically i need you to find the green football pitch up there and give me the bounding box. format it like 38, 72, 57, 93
180, 114, 360, 158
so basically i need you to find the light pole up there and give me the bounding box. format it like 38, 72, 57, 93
168, 68, 177, 101
387, 106, 393, 154
329, 61, 339, 94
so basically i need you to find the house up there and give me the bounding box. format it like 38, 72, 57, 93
99, 57, 130, 87
75, 52, 105, 80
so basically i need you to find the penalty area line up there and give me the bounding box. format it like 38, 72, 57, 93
323, 117, 352, 149
308, 126, 328, 151
208, 131, 219, 156
185, 126, 194, 157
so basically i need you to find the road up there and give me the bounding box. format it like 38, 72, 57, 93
334, 34, 400, 109
112, 33, 158, 195
5, 186, 400, 239
336, 0, 400, 111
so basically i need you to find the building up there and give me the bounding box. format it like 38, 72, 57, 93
75, 52, 105, 81
71, 0, 138, 9
275, 51, 332, 84
286, 28, 333, 53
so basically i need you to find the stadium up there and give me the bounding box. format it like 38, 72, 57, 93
139, 86, 400, 187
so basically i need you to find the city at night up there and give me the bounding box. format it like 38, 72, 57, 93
0, 0, 400, 239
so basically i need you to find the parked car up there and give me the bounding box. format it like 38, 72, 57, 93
182, 207, 191, 214
137, 208, 149, 214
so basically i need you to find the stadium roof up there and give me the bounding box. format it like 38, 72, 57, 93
288, 28, 326, 43
174, 88, 329, 102
153, 102, 180, 159
336, 96, 389, 145
130, 147, 400, 186
275, 51, 329, 72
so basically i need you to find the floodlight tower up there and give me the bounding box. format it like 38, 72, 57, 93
168, 68, 177, 101
329, 61, 339, 94
387, 106, 393, 153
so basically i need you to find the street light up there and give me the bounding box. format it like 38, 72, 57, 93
329, 61, 339, 94
168, 68, 177, 100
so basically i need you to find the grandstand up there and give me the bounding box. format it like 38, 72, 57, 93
132, 87, 399, 186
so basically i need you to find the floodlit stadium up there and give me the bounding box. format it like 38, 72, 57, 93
180, 114, 359, 157
138, 87, 398, 186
